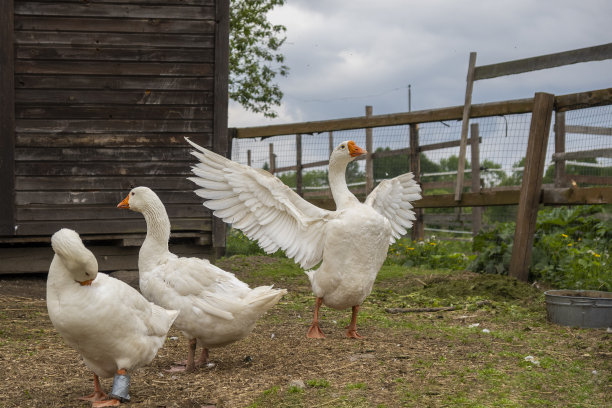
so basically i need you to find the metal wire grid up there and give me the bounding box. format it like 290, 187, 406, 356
231, 104, 611, 191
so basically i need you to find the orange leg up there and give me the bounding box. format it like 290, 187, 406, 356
195, 347, 209, 367
307, 297, 326, 339
345, 305, 363, 339
167, 338, 197, 373
78, 373, 107, 402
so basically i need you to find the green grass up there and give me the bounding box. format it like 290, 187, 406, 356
222, 251, 610, 408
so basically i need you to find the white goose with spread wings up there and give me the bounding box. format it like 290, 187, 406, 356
187, 138, 421, 338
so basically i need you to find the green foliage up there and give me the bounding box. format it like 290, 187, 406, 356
386, 237, 473, 270
307, 379, 331, 388
470, 206, 612, 290
229, 0, 289, 118
225, 228, 268, 257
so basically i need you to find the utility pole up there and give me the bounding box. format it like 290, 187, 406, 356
408, 84, 412, 112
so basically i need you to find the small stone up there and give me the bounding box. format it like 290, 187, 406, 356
289, 379, 305, 389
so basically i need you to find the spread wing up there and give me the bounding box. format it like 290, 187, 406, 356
186, 138, 333, 269
365, 172, 422, 243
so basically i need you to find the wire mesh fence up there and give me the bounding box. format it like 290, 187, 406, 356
231, 103, 612, 236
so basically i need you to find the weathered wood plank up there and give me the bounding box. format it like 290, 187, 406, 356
0, 0, 15, 235
16, 46, 214, 62
16, 106, 213, 120
510, 92, 555, 281
552, 148, 612, 161
15, 61, 214, 76
565, 124, 612, 136
19, 0, 214, 5
15, 176, 199, 191
474, 43, 612, 80
15, 217, 211, 236
16, 75, 212, 90
555, 88, 612, 112
15, 31, 214, 48
542, 186, 612, 204
234, 98, 534, 139
16, 133, 211, 148
455, 51, 477, 201
0, 243, 212, 274
15, 162, 193, 176
233, 89, 610, 140
16, 190, 202, 206
211, 0, 231, 257
17, 204, 210, 221
14, 3, 214, 20
15, 119, 212, 133
16, 89, 212, 105
14, 147, 192, 161
15, 15, 214, 33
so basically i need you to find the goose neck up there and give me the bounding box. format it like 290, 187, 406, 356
328, 159, 358, 209
139, 202, 170, 271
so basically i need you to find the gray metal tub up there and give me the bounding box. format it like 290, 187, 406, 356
545, 290, 612, 328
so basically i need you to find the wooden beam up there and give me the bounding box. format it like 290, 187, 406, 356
565, 124, 612, 136
552, 148, 612, 161
234, 98, 535, 139
0, 0, 15, 235
555, 87, 612, 112
509, 92, 555, 282
455, 52, 477, 201
554, 112, 567, 188
365, 106, 374, 194
211, 0, 230, 258
409, 124, 424, 241
307, 186, 612, 210
474, 43, 612, 80
470, 123, 482, 235
296, 133, 303, 196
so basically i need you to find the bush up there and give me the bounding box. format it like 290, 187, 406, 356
386, 236, 473, 270
470, 206, 611, 291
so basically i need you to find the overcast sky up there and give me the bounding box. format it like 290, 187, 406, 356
228, 0, 612, 128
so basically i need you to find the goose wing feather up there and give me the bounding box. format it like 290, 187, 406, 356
186, 138, 334, 269
365, 172, 422, 243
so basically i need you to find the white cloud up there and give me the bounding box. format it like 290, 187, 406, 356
229, 0, 612, 127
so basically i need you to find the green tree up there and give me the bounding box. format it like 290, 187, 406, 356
230, 0, 289, 118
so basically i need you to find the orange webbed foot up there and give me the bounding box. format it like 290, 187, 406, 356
307, 322, 326, 339
92, 398, 121, 407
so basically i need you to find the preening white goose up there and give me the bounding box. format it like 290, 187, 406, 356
117, 186, 286, 372
186, 138, 422, 338
47, 228, 178, 407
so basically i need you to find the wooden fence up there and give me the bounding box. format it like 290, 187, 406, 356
230, 87, 612, 282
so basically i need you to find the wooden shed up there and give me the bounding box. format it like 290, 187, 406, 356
0, 0, 230, 273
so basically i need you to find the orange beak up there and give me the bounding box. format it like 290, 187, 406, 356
348, 141, 366, 157
79, 279, 94, 286
117, 194, 130, 209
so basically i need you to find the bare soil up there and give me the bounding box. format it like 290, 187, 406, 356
0, 257, 609, 408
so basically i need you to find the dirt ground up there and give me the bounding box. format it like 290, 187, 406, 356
0, 257, 609, 408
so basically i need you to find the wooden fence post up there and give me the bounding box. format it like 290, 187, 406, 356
410, 123, 424, 241
296, 133, 303, 196
269, 143, 276, 174
329, 131, 334, 157
509, 92, 555, 282
455, 52, 478, 201
470, 123, 483, 235
247, 149, 252, 167
0, 0, 15, 236
365, 106, 374, 194
554, 111, 567, 188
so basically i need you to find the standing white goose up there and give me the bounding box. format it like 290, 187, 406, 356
117, 186, 286, 372
47, 228, 178, 407
186, 138, 422, 338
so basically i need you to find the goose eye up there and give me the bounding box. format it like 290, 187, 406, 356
340, 145, 345, 149
131, 192, 135, 196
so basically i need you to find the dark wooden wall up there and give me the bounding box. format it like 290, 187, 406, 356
0, 0, 230, 272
